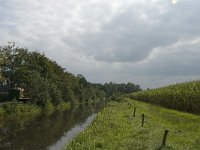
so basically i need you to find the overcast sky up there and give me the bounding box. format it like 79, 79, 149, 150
0, 0, 200, 89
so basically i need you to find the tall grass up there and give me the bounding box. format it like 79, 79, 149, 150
0, 102, 41, 123
42, 100, 71, 116
0, 103, 42, 130
130, 81, 200, 114
66, 99, 200, 149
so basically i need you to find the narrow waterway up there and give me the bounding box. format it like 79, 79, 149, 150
0, 105, 100, 150
49, 113, 96, 150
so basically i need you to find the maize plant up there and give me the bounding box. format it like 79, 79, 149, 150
130, 81, 200, 114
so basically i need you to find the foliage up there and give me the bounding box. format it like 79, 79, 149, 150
93, 82, 142, 97
0, 92, 9, 102
0, 103, 41, 121
0, 43, 141, 110
0, 107, 5, 120
42, 100, 55, 115
0, 43, 108, 107
66, 98, 200, 150
130, 81, 200, 114
56, 101, 71, 111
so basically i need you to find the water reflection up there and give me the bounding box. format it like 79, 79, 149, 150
0, 105, 99, 150
49, 114, 96, 150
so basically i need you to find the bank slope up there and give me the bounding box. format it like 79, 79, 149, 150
65, 98, 200, 150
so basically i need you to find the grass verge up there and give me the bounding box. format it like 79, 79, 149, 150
66, 98, 200, 150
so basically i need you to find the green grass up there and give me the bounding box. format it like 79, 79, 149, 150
1, 102, 41, 117
56, 101, 71, 111
42, 101, 71, 116
130, 80, 200, 114
66, 98, 200, 150
0, 101, 71, 127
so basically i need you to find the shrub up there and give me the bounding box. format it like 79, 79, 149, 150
43, 100, 55, 115
56, 101, 71, 111
0, 103, 41, 122
0, 107, 5, 120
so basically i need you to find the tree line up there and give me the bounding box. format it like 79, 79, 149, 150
0, 43, 141, 107
93, 82, 141, 97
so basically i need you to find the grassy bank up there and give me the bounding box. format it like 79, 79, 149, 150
0, 101, 71, 126
66, 98, 200, 150
130, 81, 200, 114
0, 102, 41, 129
0, 103, 40, 119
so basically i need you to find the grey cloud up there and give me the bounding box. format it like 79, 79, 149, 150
68, 0, 200, 63
119, 38, 200, 76
1, 0, 200, 88
147, 43, 200, 76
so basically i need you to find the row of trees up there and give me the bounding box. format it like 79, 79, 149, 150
0, 43, 141, 107
93, 82, 141, 97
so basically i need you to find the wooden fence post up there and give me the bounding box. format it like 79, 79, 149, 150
162, 130, 169, 146
142, 114, 144, 127
133, 107, 136, 117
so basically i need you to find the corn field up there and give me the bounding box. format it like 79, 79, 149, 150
130, 81, 200, 114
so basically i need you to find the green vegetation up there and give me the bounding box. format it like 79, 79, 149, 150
0, 101, 71, 123
66, 98, 200, 150
0, 43, 140, 124
0, 92, 8, 102
130, 81, 200, 114
93, 82, 141, 97
1, 43, 199, 149
0, 43, 106, 107
0, 43, 140, 107
0, 103, 41, 126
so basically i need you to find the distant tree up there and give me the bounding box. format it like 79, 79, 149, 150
93, 82, 141, 97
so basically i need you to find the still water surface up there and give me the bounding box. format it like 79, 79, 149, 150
0, 105, 99, 150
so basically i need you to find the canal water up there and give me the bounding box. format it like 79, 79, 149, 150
0, 105, 100, 150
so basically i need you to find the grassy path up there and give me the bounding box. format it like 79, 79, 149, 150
66, 98, 200, 150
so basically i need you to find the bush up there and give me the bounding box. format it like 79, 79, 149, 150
111, 95, 122, 102
43, 100, 55, 115
0, 107, 5, 120
56, 101, 71, 111
0, 103, 41, 122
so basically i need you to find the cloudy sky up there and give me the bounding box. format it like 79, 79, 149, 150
0, 0, 200, 89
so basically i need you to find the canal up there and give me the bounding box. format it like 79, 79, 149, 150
0, 105, 100, 150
